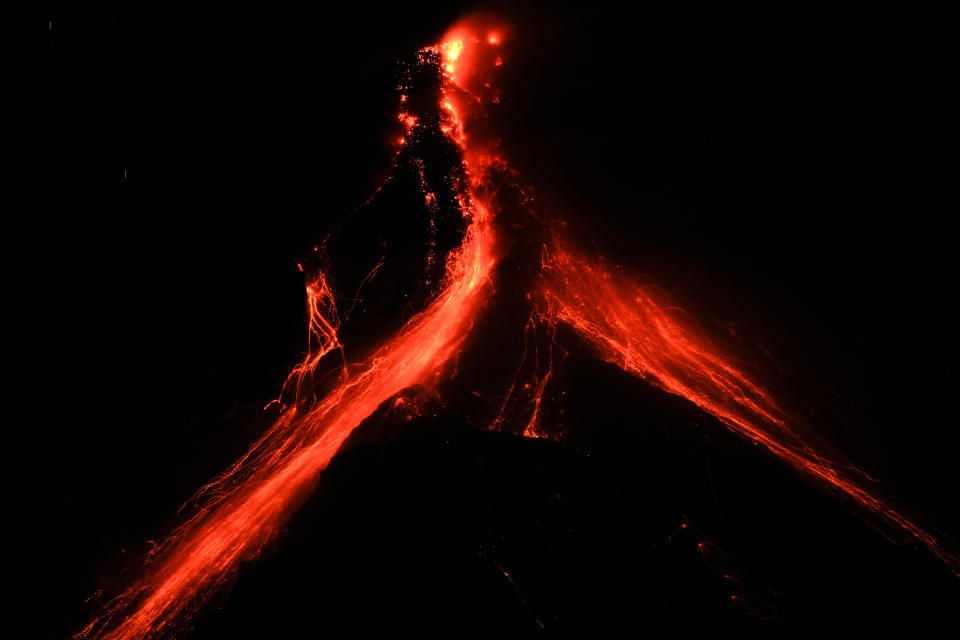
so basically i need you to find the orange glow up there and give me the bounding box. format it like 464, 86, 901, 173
442, 39, 463, 61
437, 19, 507, 92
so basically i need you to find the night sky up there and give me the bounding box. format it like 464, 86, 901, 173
6, 2, 959, 638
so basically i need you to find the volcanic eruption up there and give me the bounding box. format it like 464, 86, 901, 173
74, 17, 957, 640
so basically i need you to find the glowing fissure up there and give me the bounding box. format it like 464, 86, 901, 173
79, 18, 956, 640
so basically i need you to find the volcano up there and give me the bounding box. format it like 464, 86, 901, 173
9, 4, 959, 640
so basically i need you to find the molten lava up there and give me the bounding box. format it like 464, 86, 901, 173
77, 28, 498, 640
537, 239, 958, 572
78, 17, 956, 640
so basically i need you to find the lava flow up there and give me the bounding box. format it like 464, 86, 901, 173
78, 17, 956, 640
77, 27, 497, 640
537, 240, 959, 573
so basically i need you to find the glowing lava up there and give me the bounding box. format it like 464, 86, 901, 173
78, 17, 956, 640
538, 239, 959, 574
77, 28, 499, 640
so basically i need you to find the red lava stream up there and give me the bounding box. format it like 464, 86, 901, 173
77, 18, 957, 640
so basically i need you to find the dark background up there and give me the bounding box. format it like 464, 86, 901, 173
5, 1, 959, 637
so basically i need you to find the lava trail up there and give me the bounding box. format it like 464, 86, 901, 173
538, 239, 959, 573
78, 17, 956, 640
77, 30, 499, 640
